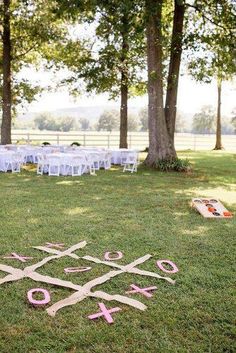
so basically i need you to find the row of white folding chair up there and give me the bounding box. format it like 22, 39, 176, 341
65, 153, 97, 176
37, 154, 66, 176
86, 152, 111, 170
69, 151, 111, 171
37, 153, 95, 177
20, 148, 40, 163
67, 155, 89, 176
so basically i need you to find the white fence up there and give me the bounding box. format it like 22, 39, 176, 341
10, 130, 236, 151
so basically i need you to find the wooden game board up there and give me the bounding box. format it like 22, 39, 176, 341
191, 198, 233, 218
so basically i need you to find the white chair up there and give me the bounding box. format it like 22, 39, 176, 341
100, 152, 111, 170
123, 152, 138, 173
85, 154, 96, 175
67, 155, 86, 176
37, 154, 48, 175
120, 151, 130, 165
5, 152, 24, 173
48, 156, 61, 176
88, 153, 101, 170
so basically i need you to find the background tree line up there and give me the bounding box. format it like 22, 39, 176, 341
14, 105, 236, 134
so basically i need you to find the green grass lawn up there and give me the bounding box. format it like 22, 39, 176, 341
0, 151, 235, 353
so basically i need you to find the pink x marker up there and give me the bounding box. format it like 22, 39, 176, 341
88, 303, 121, 324
3, 253, 33, 262
126, 284, 157, 298
45, 242, 65, 249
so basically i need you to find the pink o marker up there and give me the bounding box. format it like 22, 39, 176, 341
27, 288, 51, 306
104, 251, 123, 261
156, 260, 179, 273
64, 267, 91, 273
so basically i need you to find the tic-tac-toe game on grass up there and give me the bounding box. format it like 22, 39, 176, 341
0, 240, 177, 320
0, 151, 235, 353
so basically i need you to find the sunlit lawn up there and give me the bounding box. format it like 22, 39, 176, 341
0, 151, 235, 353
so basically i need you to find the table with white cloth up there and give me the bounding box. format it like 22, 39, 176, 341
0, 145, 136, 174
42, 149, 111, 176
17, 146, 44, 163
44, 152, 87, 176
0, 151, 16, 171
109, 149, 139, 164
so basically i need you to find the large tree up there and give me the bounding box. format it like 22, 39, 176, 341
1, 0, 12, 144
187, 0, 236, 150
144, 0, 185, 166
144, 0, 235, 166
0, 0, 67, 144
51, 0, 146, 148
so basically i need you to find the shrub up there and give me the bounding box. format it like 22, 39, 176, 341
155, 158, 191, 172
42, 142, 51, 146
16, 139, 27, 145
71, 142, 81, 146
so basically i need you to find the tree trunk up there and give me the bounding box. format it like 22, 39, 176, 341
119, 79, 128, 148
1, 0, 12, 145
119, 13, 129, 149
214, 80, 223, 150
165, 0, 185, 145
144, 0, 176, 167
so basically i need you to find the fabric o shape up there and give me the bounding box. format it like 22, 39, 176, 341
27, 288, 51, 305
156, 260, 179, 274
104, 251, 123, 261
64, 267, 91, 273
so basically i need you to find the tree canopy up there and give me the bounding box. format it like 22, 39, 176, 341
1, 0, 235, 168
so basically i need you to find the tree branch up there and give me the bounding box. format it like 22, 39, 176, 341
185, 2, 235, 32
13, 43, 38, 61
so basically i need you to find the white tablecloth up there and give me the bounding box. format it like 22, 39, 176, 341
45, 153, 86, 175
0, 151, 16, 171
110, 149, 138, 164
0, 145, 136, 173
43, 151, 110, 176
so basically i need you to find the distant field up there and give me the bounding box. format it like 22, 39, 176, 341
11, 129, 236, 151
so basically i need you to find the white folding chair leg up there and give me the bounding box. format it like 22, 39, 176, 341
12, 162, 21, 173
37, 164, 43, 175
89, 164, 96, 175
49, 165, 60, 176
71, 165, 82, 176
4, 162, 9, 172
